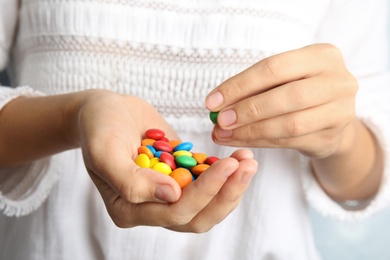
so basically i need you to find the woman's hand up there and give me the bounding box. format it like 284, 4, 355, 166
205, 44, 358, 159
76, 90, 258, 231
205, 44, 383, 202
75, 90, 182, 203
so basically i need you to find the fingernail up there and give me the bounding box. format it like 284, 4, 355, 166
155, 185, 175, 202
218, 109, 237, 127
205, 91, 223, 110
215, 128, 233, 138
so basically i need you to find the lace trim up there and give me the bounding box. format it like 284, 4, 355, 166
14, 36, 271, 65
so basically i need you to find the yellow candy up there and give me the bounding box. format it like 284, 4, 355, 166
152, 162, 172, 175
149, 157, 160, 168
172, 150, 192, 158
135, 154, 150, 168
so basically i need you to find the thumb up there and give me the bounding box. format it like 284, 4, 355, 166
89, 162, 182, 204
85, 140, 182, 204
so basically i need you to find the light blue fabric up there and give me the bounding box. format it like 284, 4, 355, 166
311, 207, 390, 260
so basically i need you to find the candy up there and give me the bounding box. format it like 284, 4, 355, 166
192, 153, 208, 164
141, 138, 156, 146
170, 168, 193, 189
172, 150, 193, 157
191, 164, 210, 176
205, 156, 220, 165
149, 157, 160, 168
135, 128, 222, 189
135, 154, 150, 168
153, 141, 173, 153
173, 142, 193, 152
138, 146, 154, 159
154, 151, 163, 158
209, 111, 219, 125
152, 162, 172, 175
145, 128, 165, 140
168, 140, 181, 150
160, 152, 177, 170
175, 155, 197, 168
146, 145, 156, 155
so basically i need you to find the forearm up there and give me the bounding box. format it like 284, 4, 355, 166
311, 118, 384, 202
0, 91, 89, 167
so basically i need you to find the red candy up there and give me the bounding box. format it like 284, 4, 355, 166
160, 152, 177, 170
145, 128, 165, 140
153, 140, 173, 153
205, 156, 220, 165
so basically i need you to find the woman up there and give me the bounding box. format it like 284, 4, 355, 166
0, 0, 389, 259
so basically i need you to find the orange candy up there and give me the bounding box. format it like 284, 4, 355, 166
170, 168, 193, 189
192, 153, 208, 164
138, 146, 154, 159
191, 164, 210, 176
141, 138, 156, 146
168, 140, 181, 150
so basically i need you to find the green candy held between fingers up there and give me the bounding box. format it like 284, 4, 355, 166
209, 111, 219, 125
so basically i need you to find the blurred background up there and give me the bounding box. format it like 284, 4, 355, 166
0, 3, 390, 260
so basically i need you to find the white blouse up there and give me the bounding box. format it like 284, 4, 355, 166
0, 0, 390, 259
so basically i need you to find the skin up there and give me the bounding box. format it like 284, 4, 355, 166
0, 89, 258, 232
205, 44, 384, 202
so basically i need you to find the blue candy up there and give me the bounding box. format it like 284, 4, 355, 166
174, 142, 193, 152
146, 145, 156, 155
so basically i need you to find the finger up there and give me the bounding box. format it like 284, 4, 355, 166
168, 157, 258, 233
228, 148, 255, 161
213, 98, 355, 147
216, 75, 344, 129
124, 157, 240, 227
205, 44, 343, 111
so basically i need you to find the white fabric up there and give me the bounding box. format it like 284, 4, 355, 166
0, 0, 389, 259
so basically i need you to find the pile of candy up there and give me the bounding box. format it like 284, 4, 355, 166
135, 128, 220, 188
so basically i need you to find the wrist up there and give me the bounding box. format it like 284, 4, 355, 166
311, 118, 383, 201
61, 89, 115, 147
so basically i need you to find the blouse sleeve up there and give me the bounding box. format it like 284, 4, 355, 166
301, 0, 390, 221
0, 1, 60, 217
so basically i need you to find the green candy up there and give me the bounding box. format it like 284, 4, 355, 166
209, 111, 219, 125
175, 155, 197, 168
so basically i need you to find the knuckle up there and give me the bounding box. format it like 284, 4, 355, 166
192, 178, 219, 198
263, 56, 282, 79
222, 78, 244, 99
318, 43, 342, 58
290, 84, 308, 108
268, 137, 290, 147
120, 182, 141, 204
285, 115, 305, 137
246, 99, 261, 118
